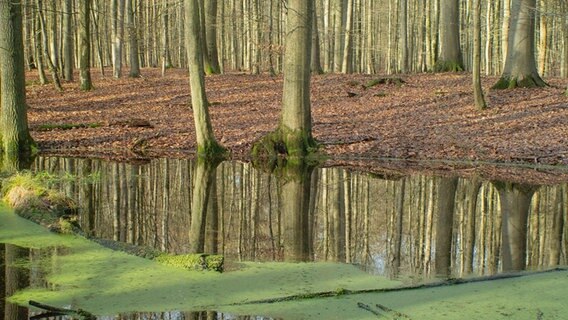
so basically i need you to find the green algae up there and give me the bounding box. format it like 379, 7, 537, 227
155, 253, 224, 272
223, 270, 568, 319
0, 208, 400, 316
3, 206, 567, 319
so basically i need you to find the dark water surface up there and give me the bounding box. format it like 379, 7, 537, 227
2, 156, 567, 319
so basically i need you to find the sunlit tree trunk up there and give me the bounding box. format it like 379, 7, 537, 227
493, 0, 546, 88
205, 0, 221, 74
111, 0, 126, 78
62, 0, 73, 81
473, 0, 487, 110
126, 0, 140, 77
253, 0, 316, 159
185, 0, 225, 156
0, 0, 35, 157
79, 0, 92, 90
37, 0, 63, 91
436, 0, 463, 71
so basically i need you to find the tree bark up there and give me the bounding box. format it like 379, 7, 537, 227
205, 0, 221, 74
126, 0, 140, 77
79, 0, 92, 90
62, 0, 74, 81
473, 0, 487, 110
436, 0, 463, 71
252, 0, 316, 159
493, 0, 546, 88
0, 0, 35, 156
185, 0, 225, 156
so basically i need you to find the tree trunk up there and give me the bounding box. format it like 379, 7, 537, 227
434, 177, 458, 277
37, 0, 63, 91
0, 0, 35, 156
332, 0, 344, 72
341, 0, 354, 73
311, 1, 323, 74
205, 0, 221, 74
493, 0, 546, 88
185, 0, 225, 156
436, 0, 463, 71
399, 0, 408, 73
252, 0, 316, 159
79, 0, 93, 90
111, 0, 126, 78
473, 0, 487, 110
62, 0, 73, 81
126, 0, 140, 77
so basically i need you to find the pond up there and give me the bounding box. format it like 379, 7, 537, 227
1, 157, 567, 319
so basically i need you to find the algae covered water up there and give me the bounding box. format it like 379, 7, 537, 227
1, 157, 567, 319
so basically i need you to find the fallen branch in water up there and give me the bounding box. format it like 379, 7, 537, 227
229, 267, 568, 306
29, 300, 96, 320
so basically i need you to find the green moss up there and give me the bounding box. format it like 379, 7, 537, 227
196, 140, 228, 159
251, 126, 319, 162
492, 75, 548, 89
36, 123, 102, 132
155, 253, 224, 272
434, 60, 464, 72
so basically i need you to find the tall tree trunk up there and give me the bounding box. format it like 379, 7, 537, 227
252, 0, 316, 158
434, 177, 458, 277
311, 2, 323, 74
37, 0, 63, 91
0, 0, 35, 157
399, 0, 408, 73
185, 0, 225, 156
493, 0, 546, 88
436, 0, 463, 71
332, 0, 344, 72
161, 0, 172, 76
79, 0, 93, 90
341, 0, 354, 73
205, 0, 221, 74
126, 0, 140, 77
62, 0, 73, 81
112, 0, 126, 78
473, 0, 487, 110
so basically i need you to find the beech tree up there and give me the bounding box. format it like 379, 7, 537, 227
436, 0, 463, 71
493, 0, 546, 88
473, 0, 487, 110
185, 0, 225, 156
253, 0, 317, 159
79, 0, 92, 90
0, 0, 35, 157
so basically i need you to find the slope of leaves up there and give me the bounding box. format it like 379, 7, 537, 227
26, 69, 568, 166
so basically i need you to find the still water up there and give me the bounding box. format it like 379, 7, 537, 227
2, 157, 567, 319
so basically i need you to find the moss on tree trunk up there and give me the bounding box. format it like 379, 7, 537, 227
251, 126, 319, 162
492, 74, 548, 89
434, 60, 464, 72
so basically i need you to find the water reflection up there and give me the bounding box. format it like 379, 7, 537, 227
32, 157, 568, 280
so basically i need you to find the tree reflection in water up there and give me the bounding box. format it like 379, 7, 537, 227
32, 157, 568, 280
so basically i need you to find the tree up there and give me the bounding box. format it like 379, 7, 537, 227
126, 0, 140, 78
493, 0, 546, 88
62, 0, 73, 81
111, 0, 126, 78
204, 0, 221, 74
473, 0, 487, 110
252, 0, 317, 159
185, 0, 226, 156
435, 0, 463, 71
0, 0, 35, 157
79, 0, 92, 90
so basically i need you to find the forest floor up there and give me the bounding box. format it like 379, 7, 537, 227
26, 68, 568, 182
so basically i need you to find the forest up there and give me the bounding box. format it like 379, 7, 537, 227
1, 0, 568, 319
0, 0, 566, 164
